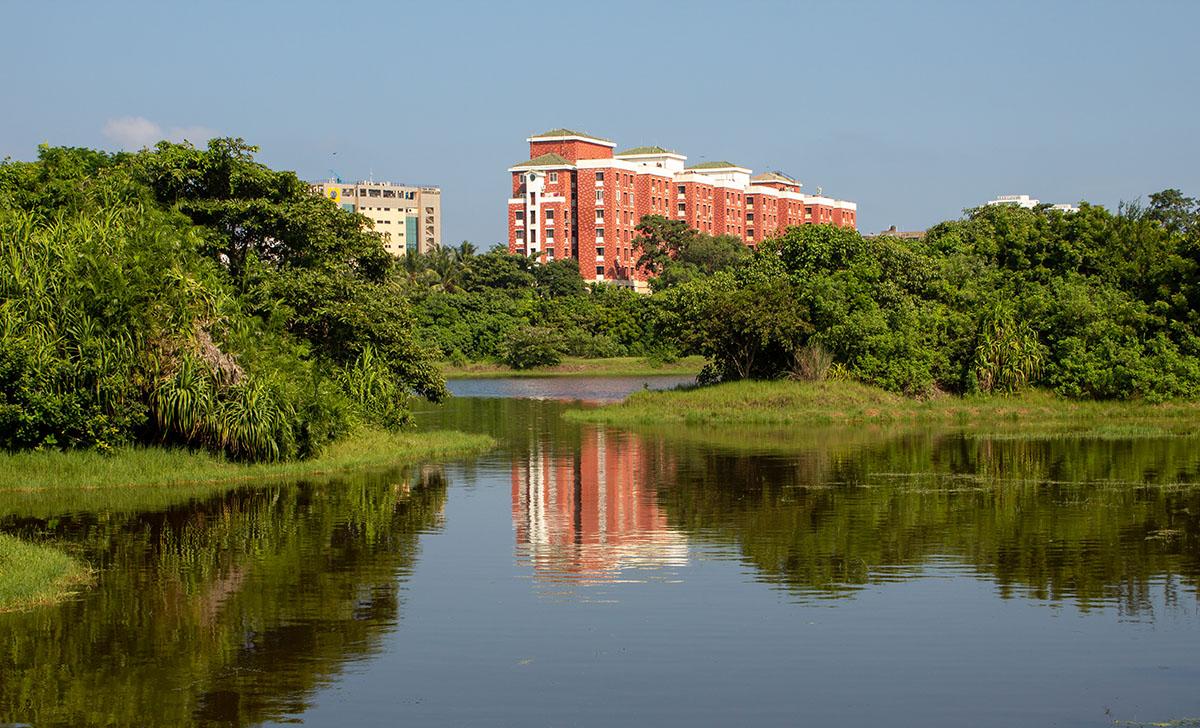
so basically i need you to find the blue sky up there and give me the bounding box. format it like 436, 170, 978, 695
2, 0, 1197, 243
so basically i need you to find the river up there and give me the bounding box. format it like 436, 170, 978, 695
1, 376, 1198, 726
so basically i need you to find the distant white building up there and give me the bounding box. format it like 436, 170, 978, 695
985, 194, 1079, 213
986, 194, 1040, 209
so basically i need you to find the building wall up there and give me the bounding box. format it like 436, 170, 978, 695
507, 134, 858, 291
312, 180, 442, 255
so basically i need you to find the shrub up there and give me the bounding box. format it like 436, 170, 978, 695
504, 327, 566, 369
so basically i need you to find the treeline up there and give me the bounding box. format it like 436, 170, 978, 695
651, 195, 1200, 400
400, 194, 1200, 402
0, 141, 443, 460
399, 246, 668, 368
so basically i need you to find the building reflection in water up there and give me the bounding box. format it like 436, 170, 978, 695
511, 427, 687, 582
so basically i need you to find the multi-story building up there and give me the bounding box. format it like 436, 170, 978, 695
507, 128, 857, 289
312, 180, 441, 255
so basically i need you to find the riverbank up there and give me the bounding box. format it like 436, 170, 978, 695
0, 534, 91, 613
0, 428, 495, 519
0, 428, 494, 612
440, 355, 704, 379
565, 379, 1200, 434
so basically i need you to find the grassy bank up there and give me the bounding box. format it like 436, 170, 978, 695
440, 355, 704, 379
0, 428, 495, 518
565, 379, 1200, 434
0, 533, 92, 613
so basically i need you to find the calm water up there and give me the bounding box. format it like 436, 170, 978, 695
2, 377, 1199, 727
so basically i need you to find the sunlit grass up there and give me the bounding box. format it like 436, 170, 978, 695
0, 533, 91, 613
0, 428, 495, 518
565, 380, 1200, 434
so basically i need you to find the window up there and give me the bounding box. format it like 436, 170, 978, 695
596, 227, 604, 242
529, 210, 537, 224
678, 203, 686, 214
545, 210, 555, 223
546, 228, 554, 240
746, 213, 754, 221
383, 189, 396, 198
747, 229, 755, 238
596, 266, 605, 276
515, 211, 524, 221
529, 230, 537, 243
596, 171, 605, 182
595, 209, 604, 222
677, 185, 685, 195
596, 246, 605, 258
516, 230, 525, 241
549, 172, 558, 183
406, 191, 415, 199
343, 188, 354, 196
596, 190, 604, 202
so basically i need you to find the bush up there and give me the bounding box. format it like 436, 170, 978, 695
504, 327, 566, 369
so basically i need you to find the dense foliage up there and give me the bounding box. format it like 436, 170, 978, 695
659, 195, 1200, 399
0, 141, 444, 460
400, 246, 670, 362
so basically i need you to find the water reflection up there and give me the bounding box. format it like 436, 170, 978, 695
511, 427, 687, 582
0, 466, 447, 727
420, 387, 1200, 614
649, 430, 1200, 612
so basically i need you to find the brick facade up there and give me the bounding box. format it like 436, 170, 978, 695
508, 129, 858, 290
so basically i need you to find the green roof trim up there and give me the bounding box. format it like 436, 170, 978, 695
616, 145, 680, 156
530, 128, 614, 143
511, 152, 573, 168
686, 160, 743, 170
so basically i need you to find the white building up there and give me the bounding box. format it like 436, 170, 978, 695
985, 194, 1079, 214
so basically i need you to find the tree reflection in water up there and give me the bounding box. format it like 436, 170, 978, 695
0, 466, 447, 727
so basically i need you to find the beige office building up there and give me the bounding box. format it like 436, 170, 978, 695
311, 180, 441, 255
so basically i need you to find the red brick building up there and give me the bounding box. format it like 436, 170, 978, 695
508, 128, 858, 290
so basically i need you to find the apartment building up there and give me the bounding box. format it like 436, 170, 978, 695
312, 180, 441, 255
507, 128, 857, 289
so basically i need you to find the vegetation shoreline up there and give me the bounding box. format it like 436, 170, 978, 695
0, 428, 494, 495
440, 355, 704, 379
0, 428, 494, 613
565, 380, 1200, 435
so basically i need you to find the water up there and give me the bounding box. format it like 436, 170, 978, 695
2, 377, 1199, 727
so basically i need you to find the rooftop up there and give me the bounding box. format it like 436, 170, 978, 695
616, 145, 682, 156
529, 128, 614, 143
686, 160, 745, 171
751, 171, 800, 185
510, 152, 573, 168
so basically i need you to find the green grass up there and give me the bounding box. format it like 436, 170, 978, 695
565, 379, 1200, 434
440, 355, 704, 379
0, 428, 495, 518
0, 533, 92, 613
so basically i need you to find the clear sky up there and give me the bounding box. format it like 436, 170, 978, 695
2, 0, 1197, 243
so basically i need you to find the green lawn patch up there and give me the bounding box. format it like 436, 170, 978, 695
0, 533, 91, 613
